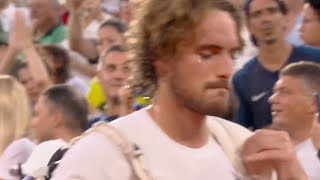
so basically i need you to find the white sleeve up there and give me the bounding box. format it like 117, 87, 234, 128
51, 132, 132, 180
0, 138, 35, 179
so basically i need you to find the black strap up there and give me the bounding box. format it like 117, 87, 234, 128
46, 148, 68, 179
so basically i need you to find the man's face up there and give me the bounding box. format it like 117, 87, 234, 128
165, 10, 239, 117
97, 26, 124, 54
269, 75, 314, 128
31, 95, 55, 143
28, 0, 57, 28
299, 4, 320, 47
98, 51, 130, 98
247, 0, 287, 45
17, 67, 41, 103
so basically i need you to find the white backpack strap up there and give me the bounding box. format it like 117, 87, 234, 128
207, 118, 252, 176
70, 122, 153, 180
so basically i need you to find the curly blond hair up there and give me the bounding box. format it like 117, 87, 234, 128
0, 75, 31, 154
127, 0, 244, 97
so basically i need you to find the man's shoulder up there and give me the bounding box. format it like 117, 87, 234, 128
233, 57, 258, 81
207, 116, 252, 138
293, 45, 320, 61
110, 108, 148, 130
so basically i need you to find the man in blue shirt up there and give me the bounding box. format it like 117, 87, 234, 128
232, 0, 320, 129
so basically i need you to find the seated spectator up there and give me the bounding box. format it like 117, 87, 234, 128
22, 84, 88, 177
299, 0, 320, 47
39, 45, 89, 95
0, 75, 35, 180
28, 0, 67, 44
268, 61, 320, 179
87, 45, 134, 127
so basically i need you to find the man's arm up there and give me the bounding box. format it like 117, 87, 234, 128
67, 0, 99, 60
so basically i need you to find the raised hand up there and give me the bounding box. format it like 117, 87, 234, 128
66, 0, 83, 13
242, 130, 307, 180
9, 10, 33, 52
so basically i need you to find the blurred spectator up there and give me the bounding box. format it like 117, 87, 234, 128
22, 84, 88, 177
39, 45, 89, 95
232, 0, 320, 129
299, 0, 320, 47
231, 0, 258, 70
31, 84, 88, 143
283, 0, 304, 46
87, 45, 133, 127
79, 0, 112, 39
0, 75, 35, 180
1, 11, 51, 106
28, 0, 66, 44
269, 61, 320, 179
68, 0, 127, 62
101, 0, 120, 15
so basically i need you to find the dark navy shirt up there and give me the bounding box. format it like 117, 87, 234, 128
232, 45, 320, 129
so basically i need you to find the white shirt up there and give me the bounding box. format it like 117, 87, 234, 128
22, 139, 67, 175
295, 138, 320, 180
0, 138, 35, 180
52, 109, 239, 180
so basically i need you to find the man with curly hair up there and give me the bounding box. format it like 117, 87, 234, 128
52, 0, 306, 179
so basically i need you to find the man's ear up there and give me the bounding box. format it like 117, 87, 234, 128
53, 110, 64, 128
310, 94, 320, 114
153, 59, 171, 80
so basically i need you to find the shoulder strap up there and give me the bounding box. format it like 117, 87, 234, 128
70, 122, 153, 180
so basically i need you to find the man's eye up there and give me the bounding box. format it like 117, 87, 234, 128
199, 52, 212, 60
105, 65, 116, 72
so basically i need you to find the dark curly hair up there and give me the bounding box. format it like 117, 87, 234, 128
126, 0, 244, 98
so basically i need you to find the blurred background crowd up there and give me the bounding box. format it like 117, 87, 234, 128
1, 0, 320, 179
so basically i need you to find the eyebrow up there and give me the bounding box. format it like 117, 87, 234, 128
196, 44, 240, 52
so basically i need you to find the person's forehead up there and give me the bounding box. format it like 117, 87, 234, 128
276, 76, 304, 89
103, 51, 128, 64
194, 10, 239, 49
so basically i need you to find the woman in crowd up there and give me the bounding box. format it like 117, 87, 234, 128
0, 75, 35, 180
299, 0, 320, 47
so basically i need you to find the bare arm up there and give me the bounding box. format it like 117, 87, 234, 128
10, 11, 51, 86
0, 47, 19, 74
67, 0, 99, 60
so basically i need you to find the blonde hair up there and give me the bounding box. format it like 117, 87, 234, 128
0, 75, 31, 154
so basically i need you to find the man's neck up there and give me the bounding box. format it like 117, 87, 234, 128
257, 40, 292, 71
148, 84, 210, 148
286, 120, 313, 145
56, 129, 82, 143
